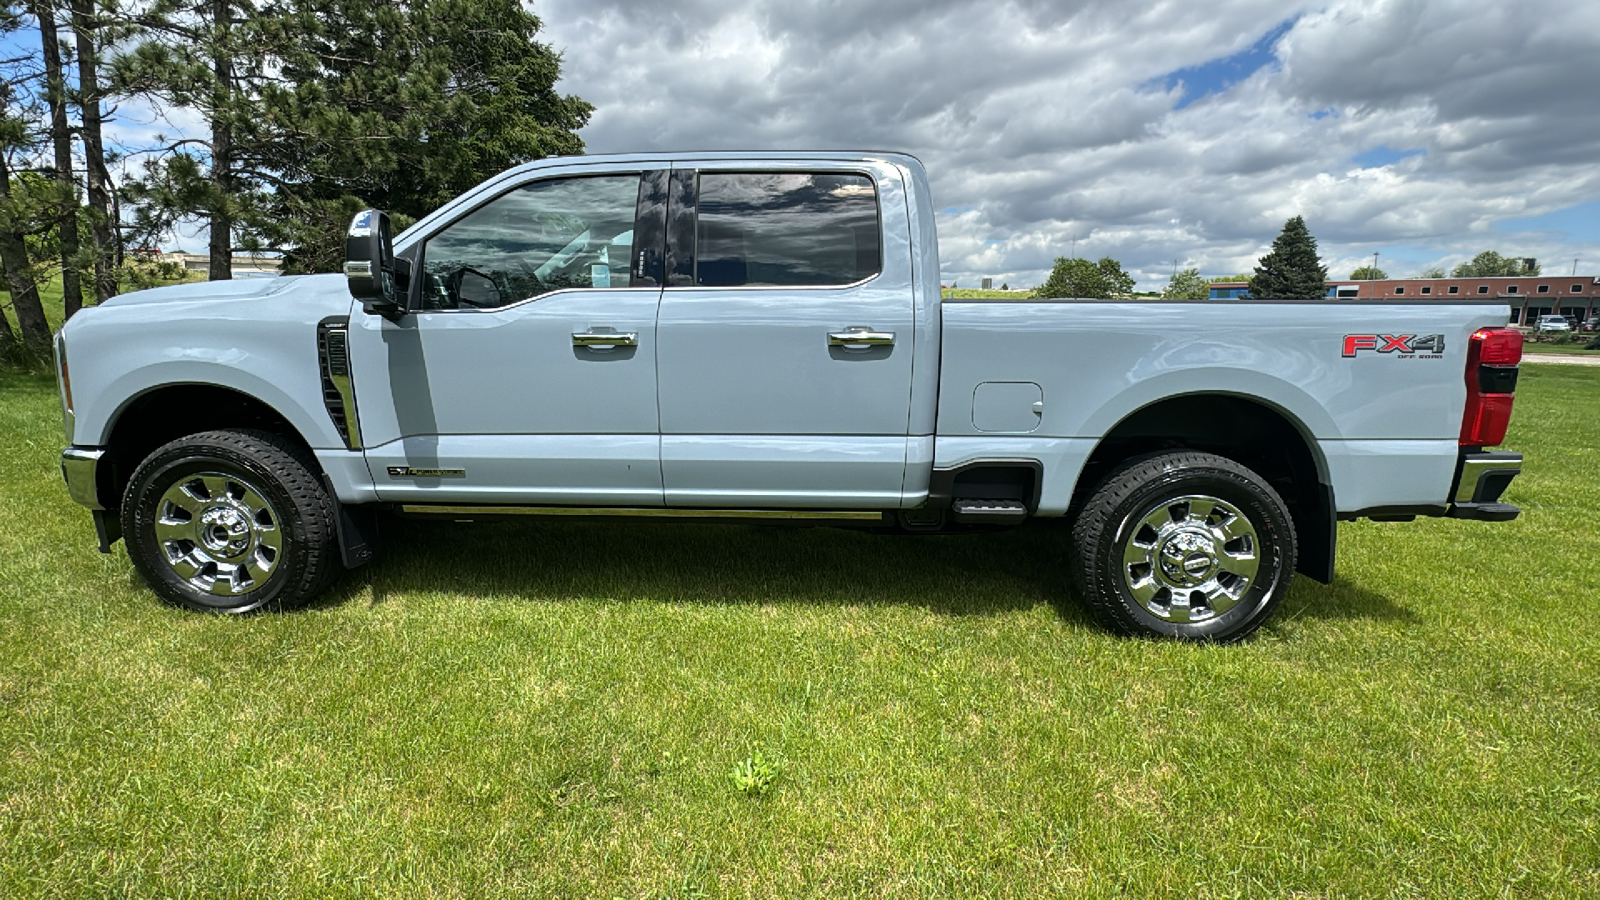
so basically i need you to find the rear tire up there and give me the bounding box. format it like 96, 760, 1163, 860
121, 429, 339, 613
1070, 451, 1296, 642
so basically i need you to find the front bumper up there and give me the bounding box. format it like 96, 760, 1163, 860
1447, 449, 1522, 522
61, 446, 105, 510
61, 446, 120, 553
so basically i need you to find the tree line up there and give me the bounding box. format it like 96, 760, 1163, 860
1033, 216, 1550, 301
1, 0, 590, 362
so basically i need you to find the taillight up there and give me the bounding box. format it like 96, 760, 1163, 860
1460, 327, 1521, 447
1474, 327, 1523, 365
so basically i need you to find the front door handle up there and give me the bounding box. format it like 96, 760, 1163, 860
572, 330, 638, 348
827, 327, 896, 348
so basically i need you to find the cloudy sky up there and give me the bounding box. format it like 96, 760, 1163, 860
531, 0, 1600, 290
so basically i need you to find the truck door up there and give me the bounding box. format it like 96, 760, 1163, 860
349, 169, 668, 506
655, 164, 915, 508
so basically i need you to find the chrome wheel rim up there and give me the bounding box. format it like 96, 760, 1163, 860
1119, 494, 1260, 623
153, 471, 283, 597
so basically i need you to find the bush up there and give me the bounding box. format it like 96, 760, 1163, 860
117, 258, 194, 291
1586, 333, 1600, 350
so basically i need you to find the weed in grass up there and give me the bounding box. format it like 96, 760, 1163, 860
729, 749, 782, 796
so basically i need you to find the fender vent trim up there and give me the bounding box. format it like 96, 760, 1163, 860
317, 317, 362, 450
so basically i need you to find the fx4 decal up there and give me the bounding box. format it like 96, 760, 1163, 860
1342, 334, 1445, 358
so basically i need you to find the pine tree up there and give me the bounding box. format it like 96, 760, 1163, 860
113, 0, 282, 280
1251, 216, 1328, 298
70, 0, 121, 302
114, 0, 592, 276
30, 0, 84, 317
0, 13, 55, 358
263, 0, 592, 272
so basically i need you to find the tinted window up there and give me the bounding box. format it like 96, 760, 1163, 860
420, 175, 640, 310
695, 172, 880, 287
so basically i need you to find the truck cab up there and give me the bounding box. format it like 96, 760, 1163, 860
353, 154, 936, 511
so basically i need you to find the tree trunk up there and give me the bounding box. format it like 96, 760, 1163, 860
71, 0, 117, 302
33, 0, 85, 318
0, 157, 54, 354
0, 304, 18, 355
207, 0, 233, 281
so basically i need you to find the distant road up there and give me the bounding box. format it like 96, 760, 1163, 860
1523, 353, 1600, 367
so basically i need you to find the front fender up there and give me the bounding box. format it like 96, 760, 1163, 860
85, 361, 343, 450
62, 283, 356, 450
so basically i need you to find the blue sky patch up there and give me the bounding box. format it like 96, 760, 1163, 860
1495, 202, 1600, 243
1155, 18, 1296, 110
1353, 146, 1426, 168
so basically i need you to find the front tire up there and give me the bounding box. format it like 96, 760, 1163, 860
121, 429, 339, 613
1070, 451, 1296, 642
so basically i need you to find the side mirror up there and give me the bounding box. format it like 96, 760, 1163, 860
344, 209, 404, 319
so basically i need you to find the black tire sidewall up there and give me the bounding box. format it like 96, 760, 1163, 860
123, 440, 315, 613
1093, 461, 1294, 641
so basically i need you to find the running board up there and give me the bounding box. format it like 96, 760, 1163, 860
951, 498, 1029, 524
399, 505, 887, 523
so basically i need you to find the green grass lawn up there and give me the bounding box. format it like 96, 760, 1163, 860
2, 367, 1597, 898
1524, 341, 1599, 356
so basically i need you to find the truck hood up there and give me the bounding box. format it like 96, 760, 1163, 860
100, 273, 341, 308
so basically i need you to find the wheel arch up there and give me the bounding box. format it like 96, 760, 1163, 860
95, 381, 323, 512
1074, 391, 1336, 584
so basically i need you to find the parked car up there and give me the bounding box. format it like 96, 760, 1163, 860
1535, 314, 1572, 333
55, 151, 1526, 641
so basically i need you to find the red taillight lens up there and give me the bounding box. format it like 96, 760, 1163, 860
1461, 328, 1520, 447
1461, 393, 1513, 447
1474, 327, 1523, 366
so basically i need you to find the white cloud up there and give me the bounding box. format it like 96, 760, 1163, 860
534, 0, 1600, 287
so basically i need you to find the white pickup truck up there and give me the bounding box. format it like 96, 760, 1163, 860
56, 152, 1525, 641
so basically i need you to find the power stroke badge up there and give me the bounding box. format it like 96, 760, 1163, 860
1342, 334, 1445, 358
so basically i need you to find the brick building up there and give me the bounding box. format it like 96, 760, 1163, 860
1208, 276, 1600, 326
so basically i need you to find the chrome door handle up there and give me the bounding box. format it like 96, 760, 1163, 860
827, 327, 896, 348
572, 331, 638, 347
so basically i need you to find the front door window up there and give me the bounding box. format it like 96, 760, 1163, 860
418, 175, 642, 310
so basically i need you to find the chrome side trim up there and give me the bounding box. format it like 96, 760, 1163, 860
399, 505, 886, 521
328, 364, 362, 450
61, 447, 105, 510
1455, 452, 1523, 503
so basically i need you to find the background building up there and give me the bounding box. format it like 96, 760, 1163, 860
1208, 276, 1600, 326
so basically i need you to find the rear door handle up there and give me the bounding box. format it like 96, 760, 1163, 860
572, 330, 638, 348
827, 327, 895, 348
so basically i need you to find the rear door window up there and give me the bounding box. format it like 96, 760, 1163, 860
693, 172, 881, 287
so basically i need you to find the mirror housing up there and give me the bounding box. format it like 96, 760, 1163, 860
344, 209, 404, 319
